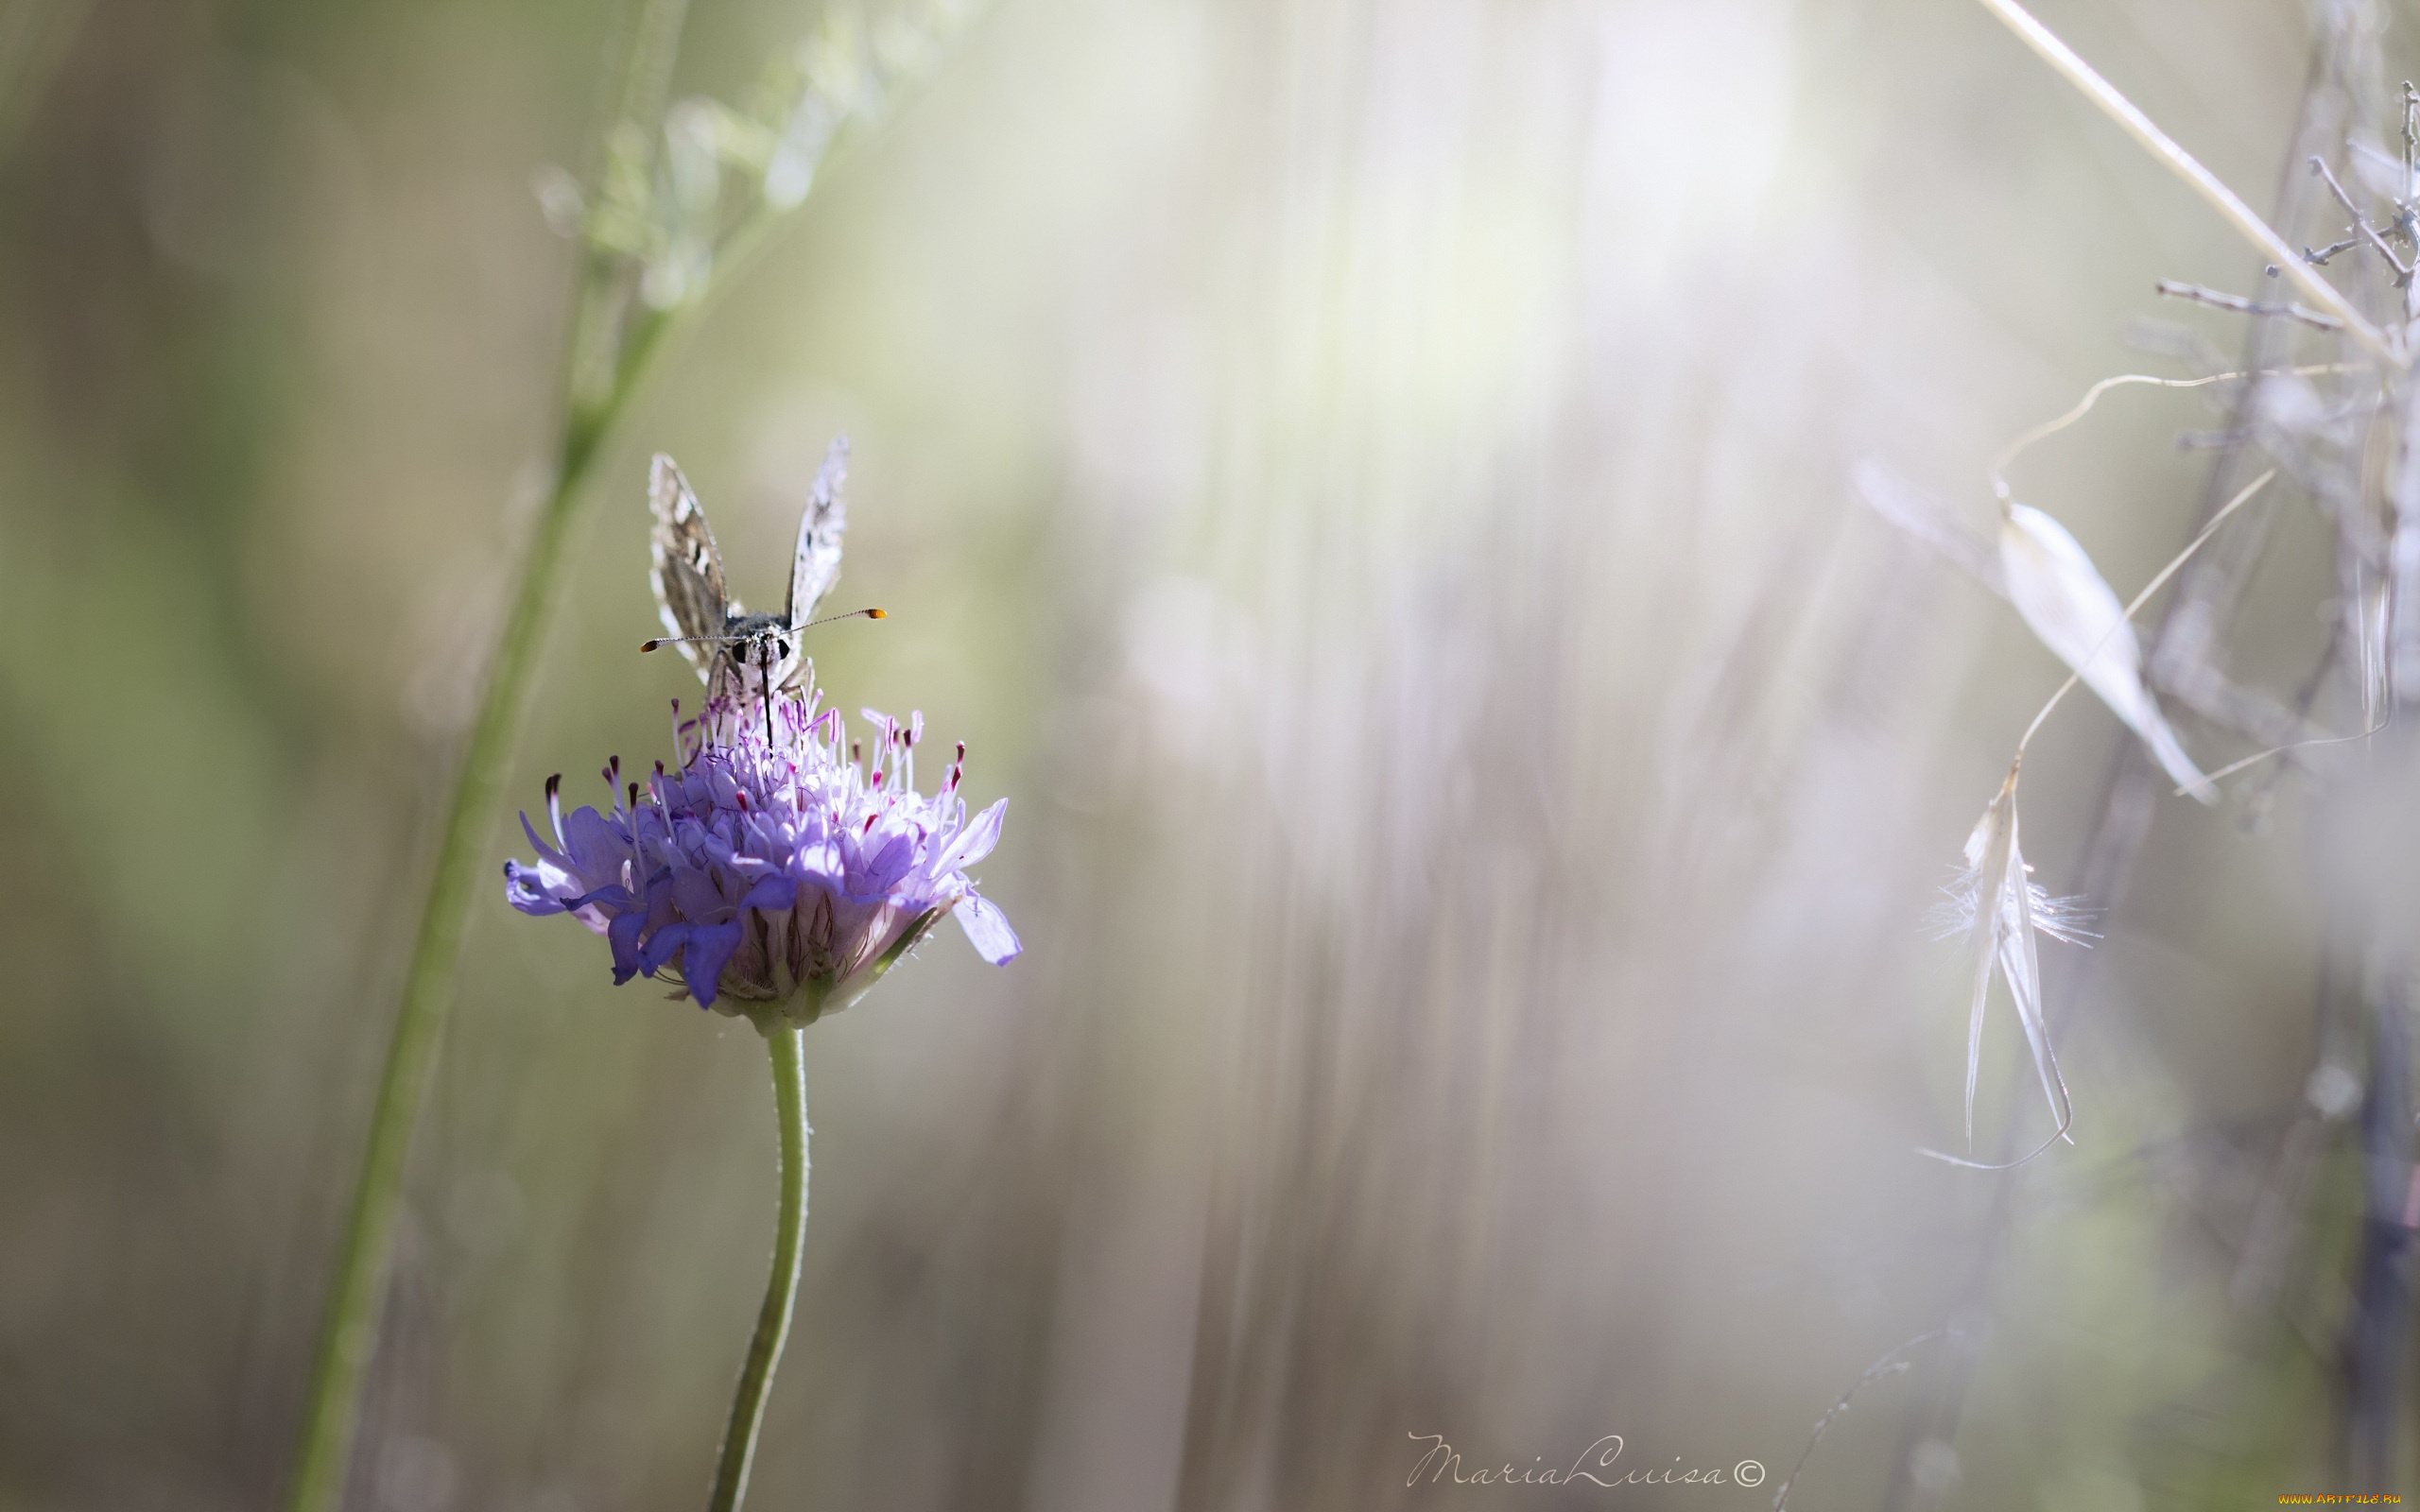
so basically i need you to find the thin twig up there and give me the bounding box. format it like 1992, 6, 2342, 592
2391, 84, 2420, 264
2185, 707, 2389, 790
2392, 82, 2420, 259
2308, 235, 2364, 266
2308, 156, 2411, 280
1991, 369, 2352, 503
2154, 279, 2344, 332
1972, 0, 2395, 361
1772, 1330, 1956, 1512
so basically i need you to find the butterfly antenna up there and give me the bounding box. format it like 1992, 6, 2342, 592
799, 608, 887, 631
639, 634, 744, 653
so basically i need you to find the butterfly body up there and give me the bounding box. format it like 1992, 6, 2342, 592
647, 438, 858, 714
712, 610, 804, 704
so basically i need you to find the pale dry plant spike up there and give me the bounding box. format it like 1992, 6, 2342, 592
1883, 5, 2390, 1481
1972, 0, 2396, 361
2003, 467, 2279, 802
1996, 810, 2062, 1131
1924, 852, 2080, 1175
1962, 778, 2016, 1147
1985, 365, 2309, 797
1937, 768, 2075, 1157
1999, 504, 2218, 803
1869, 372, 2295, 799
1920, 470, 2276, 1172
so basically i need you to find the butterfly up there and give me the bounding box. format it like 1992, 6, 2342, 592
641, 437, 882, 722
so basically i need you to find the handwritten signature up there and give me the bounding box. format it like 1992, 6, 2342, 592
1407, 1433, 1766, 1490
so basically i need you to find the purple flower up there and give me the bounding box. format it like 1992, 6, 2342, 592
505, 684, 1018, 1025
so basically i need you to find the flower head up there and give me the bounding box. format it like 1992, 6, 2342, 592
505, 682, 1018, 1028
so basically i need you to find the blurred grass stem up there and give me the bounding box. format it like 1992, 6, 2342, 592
708, 1025, 811, 1512
284, 3, 693, 1508
1974, 0, 2394, 361
1772, 1329, 1953, 1512
284, 381, 645, 1512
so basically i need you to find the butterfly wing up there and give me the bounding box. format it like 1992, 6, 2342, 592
648, 454, 729, 683
786, 435, 850, 630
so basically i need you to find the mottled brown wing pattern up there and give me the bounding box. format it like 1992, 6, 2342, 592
786, 435, 849, 630
648, 454, 730, 683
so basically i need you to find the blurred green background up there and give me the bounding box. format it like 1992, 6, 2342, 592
0, 0, 2393, 1506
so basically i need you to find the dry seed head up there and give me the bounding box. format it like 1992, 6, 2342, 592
1943, 770, 2075, 1154
1997, 503, 2215, 802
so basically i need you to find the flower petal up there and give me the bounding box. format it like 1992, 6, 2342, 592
935, 799, 1008, 877
518, 811, 573, 872
640, 921, 693, 977
683, 921, 746, 1009
561, 805, 631, 883
560, 883, 636, 917
954, 890, 1021, 965
671, 866, 728, 923
742, 873, 798, 913
853, 829, 919, 899
607, 910, 648, 985
504, 860, 568, 916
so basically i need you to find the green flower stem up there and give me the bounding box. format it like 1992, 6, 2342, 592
281, 3, 697, 1501
709, 1023, 811, 1512
283, 421, 611, 1512
282, 1, 965, 1500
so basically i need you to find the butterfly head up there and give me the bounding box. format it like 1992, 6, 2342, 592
718, 611, 804, 694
